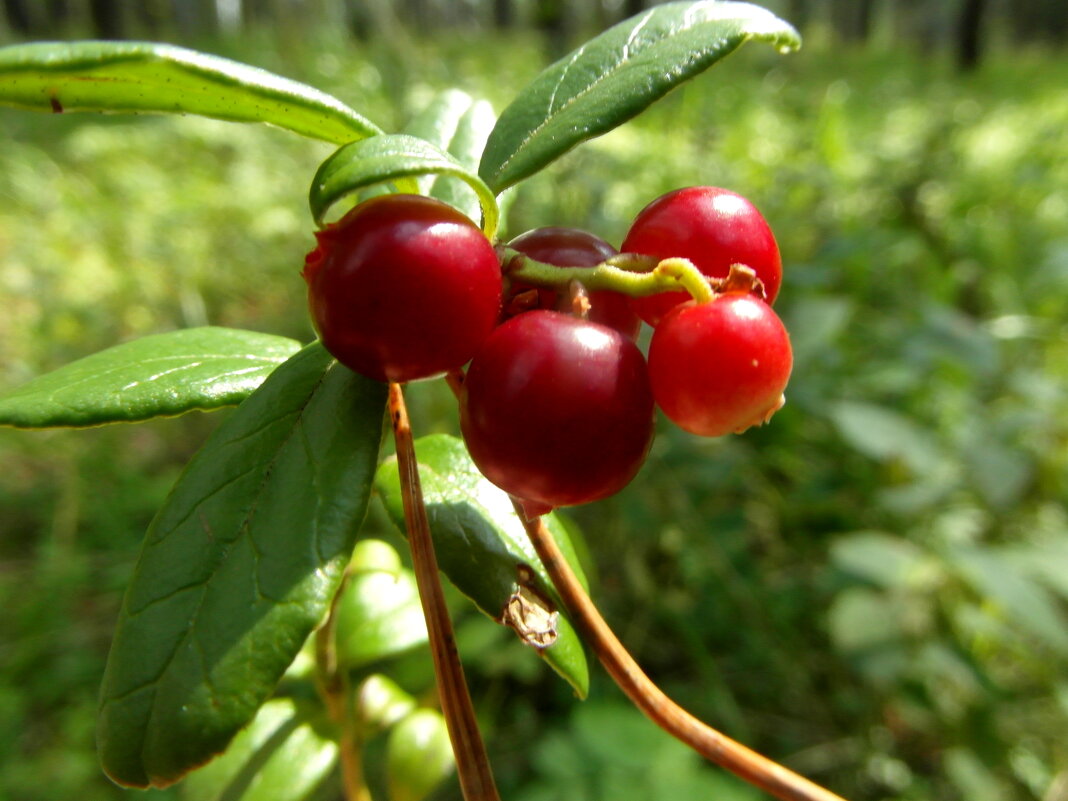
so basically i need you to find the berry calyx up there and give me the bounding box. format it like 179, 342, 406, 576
302, 193, 501, 383
648, 293, 792, 437
460, 310, 654, 511
623, 186, 782, 326
504, 227, 640, 340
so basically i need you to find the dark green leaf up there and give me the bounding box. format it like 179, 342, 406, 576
0, 327, 301, 429
97, 342, 387, 788
308, 134, 500, 238
387, 710, 454, 801
375, 434, 589, 698
180, 698, 338, 801
406, 90, 498, 223
0, 41, 381, 144
334, 544, 428, 669
479, 1, 800, 193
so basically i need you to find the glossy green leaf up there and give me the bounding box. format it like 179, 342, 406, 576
406, 90, 498, 223
375, 434, 589, 698
0, 327, 301, 429
97, 342, 387, 788
387, 709, 454, 801
334, 546, 428, 669
180, 698, 338, 801
0, 41, 381, 144
479, 1, 800, 193
308, 134, 500, 238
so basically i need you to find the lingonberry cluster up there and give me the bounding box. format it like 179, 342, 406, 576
303, 186, 792, 515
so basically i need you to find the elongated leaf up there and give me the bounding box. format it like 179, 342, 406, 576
180, 698, 338, 801
0, 41, 381, 144
406, 90, 498, 223
375, 434, 589, 698
947, 545, 1068, 656
97, 342, 387, 788
309, 134, 500, 238
0, 327, 301, 429
479, 1, 800, 193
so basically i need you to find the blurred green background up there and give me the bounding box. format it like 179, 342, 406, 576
1, 2, 1067, 800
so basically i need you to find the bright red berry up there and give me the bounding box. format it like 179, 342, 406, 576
648, 293, 792, 437
504, 227, 640, 340
302, 194, 501, 383
623, 187, 782, 326
460, 310, 654, 512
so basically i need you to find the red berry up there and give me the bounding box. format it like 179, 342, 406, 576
460, 310, 654, 511
648, 294, 792, 437
504, 227, 640, 340
623, 187, 782, 326
302, 194, 501, 383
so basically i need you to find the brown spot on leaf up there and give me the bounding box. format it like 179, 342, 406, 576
500, 564, 558, 650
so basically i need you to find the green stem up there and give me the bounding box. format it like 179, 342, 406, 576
503, 248, 713, 303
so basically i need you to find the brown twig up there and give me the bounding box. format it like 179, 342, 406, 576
517, 509, 850, 801
315, 571, 371, 801
388, 382, 502, 801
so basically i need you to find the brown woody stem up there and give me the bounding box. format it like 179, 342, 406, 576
516, 509, 850, 801
315, 572, 371, 801
388, 382, 501, 801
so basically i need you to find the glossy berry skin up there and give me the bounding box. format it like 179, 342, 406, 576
648, 294, 792, 437
504, 227, 640, 340
623, 186, 782, 326
460, 310, 654, 511
303, 194, 501, 383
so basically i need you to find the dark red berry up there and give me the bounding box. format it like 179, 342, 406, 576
302, 194, 501, 383
460, 310, 654, 511
623, 187, 782, 326
648, 293, 792, 437
504, 227, 640, 340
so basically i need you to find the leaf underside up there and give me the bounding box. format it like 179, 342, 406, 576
479, 0, 801, 193
97, 343, 387, 788
0, 40, 381, 144
0, 327, 301, 429
405, 89, 498, 224
375, 434, 590, 698
308, 133, 500, 239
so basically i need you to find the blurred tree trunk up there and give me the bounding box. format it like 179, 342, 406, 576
832, 0, 877, 42
536, 0, 570, 57
957, 0, 986, 71
3, 0, 33, 34
786, 0, 809, 30
89, 0, 123, 38
47, 0, 69, 28
623, 0, 644, 21
493, 0, 514, 29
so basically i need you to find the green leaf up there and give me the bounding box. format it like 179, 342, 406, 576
830, 401, 945, 475
947, 545, 1068, 657
334, 547, 428, 670
478, 1, 800, 193
180, 698, 338, 801
0, 40, 381, 144
387, 709, 454, 801
830, 531, 933, 590
375, 434, 590, 698
97, 342, 387, 788
309, 134, 500, 238
406, 90, 498, 223
0, 327, 301, 429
